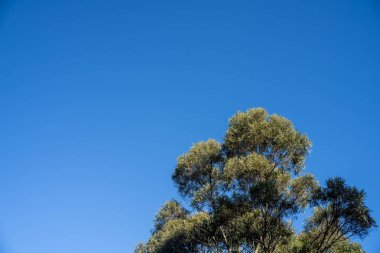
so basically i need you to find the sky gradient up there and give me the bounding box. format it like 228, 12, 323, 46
0, 0, 379, 252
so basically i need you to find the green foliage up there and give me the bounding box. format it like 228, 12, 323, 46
153, 200, 189, 232
134, 243, 149, 253
224, 108, 311, 174
300, 177, 376, 253
331, 240, 364, 253
137, 108, 376, 253
173, 139, 223, 210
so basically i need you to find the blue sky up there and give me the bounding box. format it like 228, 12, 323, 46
0, 0, 379, 252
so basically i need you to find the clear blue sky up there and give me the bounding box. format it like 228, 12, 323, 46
0, 0, 379, 252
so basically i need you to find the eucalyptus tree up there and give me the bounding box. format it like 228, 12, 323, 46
135, 108, 376, 253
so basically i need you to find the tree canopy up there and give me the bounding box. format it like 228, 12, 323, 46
135, 108, 376, 253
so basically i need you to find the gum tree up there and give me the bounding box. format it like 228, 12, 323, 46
135, 108, 376, 253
